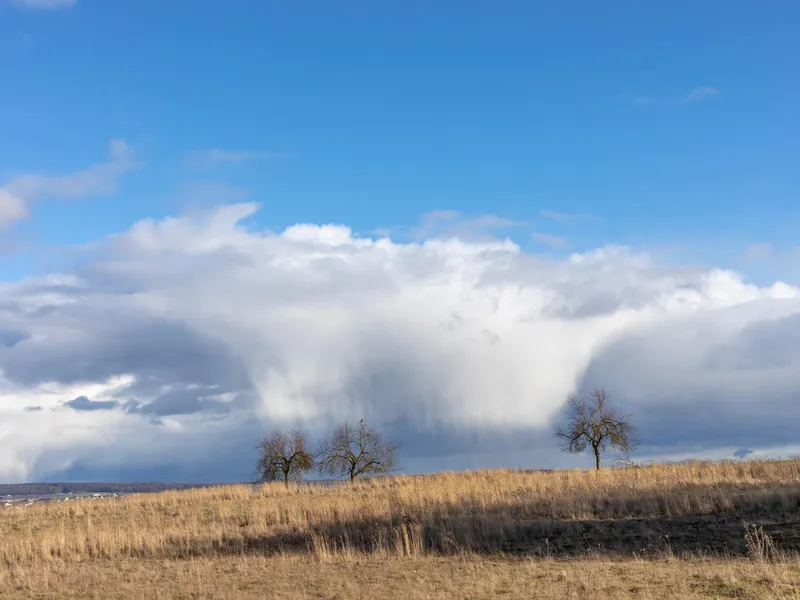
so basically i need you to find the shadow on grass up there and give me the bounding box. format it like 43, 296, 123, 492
164, 484, 800, 560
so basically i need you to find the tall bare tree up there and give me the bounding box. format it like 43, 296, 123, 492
316, 419, 401, 482
554, 388, 638, 470
255, 429, 314, 486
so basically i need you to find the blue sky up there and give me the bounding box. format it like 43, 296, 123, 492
1, 1, 800, 482
2, 1, 799, 278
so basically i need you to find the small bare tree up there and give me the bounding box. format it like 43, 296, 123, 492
255, 429, 314, 486
316, 419, 401, 482
554, 388, 638, 470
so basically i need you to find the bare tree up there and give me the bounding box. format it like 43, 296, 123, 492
316, 419, 401, 482
554, 388, 638, 470
255, 429, 314, 486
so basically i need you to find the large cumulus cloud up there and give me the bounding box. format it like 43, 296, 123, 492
0, 202, 798, 482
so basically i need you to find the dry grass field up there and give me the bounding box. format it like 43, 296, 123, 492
1, 459, 799, 599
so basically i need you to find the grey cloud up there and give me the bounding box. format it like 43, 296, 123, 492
51, 419, 264, 483
704, 313, 800, 370
0, 311, 252, 392
1, 202, 799, 483
129, 390, 206, 417
23, 405, 42, 412
0, 329, 28, 348
577, 303, 800, 454
64, 396, 118, 411
124, 388, 254, 417
735, 448, 755, 459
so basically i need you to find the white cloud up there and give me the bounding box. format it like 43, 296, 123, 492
0, 139, 140, 225
630, 87, 720, 108
683, 86, 719, 104
186, 149, 294, 170
532, 233, 567, 248
175, 180, 251, 212
0, 190, 28, 223
7, 0, 75, 9
745, 242, 773, 263
540, 209, 596, 222
0, 203, 798, 481
379, 210, 524, 242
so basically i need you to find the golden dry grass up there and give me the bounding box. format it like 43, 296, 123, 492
2, 555, 800, 599
1, 459, 799, 598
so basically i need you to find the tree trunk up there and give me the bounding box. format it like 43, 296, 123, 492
283, 470, 290, 487
594, 446, 601, 470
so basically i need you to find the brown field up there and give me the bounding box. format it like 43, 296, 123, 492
1, 459, 799, 599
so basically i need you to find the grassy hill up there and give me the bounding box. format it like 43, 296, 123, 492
1, 459, 799, 598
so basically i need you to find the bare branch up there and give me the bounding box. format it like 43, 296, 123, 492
254, 428, 314, 486
553, 388, 638, 470
316, 419, 401, 482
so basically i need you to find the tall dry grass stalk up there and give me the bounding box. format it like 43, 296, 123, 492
1, 458, 798, 565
